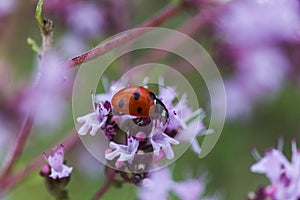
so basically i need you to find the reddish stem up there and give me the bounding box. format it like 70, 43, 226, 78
62, 4, 181, 69
0, 114, 34, 186
2, 131, 80, 191
92, 168, 116, 200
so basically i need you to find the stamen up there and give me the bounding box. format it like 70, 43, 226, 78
90, 90, 96, 111
277, 136, 284, 152
292, 138, 297, 153
251, 147, 262, 161
142, 77, 149, 86
102, 76, 109, 92
43, 152, 48, 161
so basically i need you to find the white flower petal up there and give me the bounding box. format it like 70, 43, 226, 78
105, 136, 139, 163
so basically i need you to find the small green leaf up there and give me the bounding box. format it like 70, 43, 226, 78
170, 0, 181, 5
27, 37, 40, 53
36, 0, 44, 27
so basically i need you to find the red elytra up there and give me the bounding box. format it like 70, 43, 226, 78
111, 86, 157, 117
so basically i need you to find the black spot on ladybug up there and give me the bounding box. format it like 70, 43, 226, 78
137, 107, 143, 113
149, 92, 156, 100
133, 92, 140, 100
118, 99, 124, 108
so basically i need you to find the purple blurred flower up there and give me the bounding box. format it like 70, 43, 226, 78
173, 179, 205, 200
251, 139, 300, 199
236, 48, 289, 96
44, 0, 73, 20
67, 2, 103, 39
139, 168, 217, 200
219, 0, 300, 47
43, 145, 73, 179
20, 53, 71, 128
218, 0, 298, 119
74, 145, 104, 178
225, 47, 290, 119
105, 135, 139, 164
57, 33, 87, 58
224, 79, 253, 119
0, 0, 15, 16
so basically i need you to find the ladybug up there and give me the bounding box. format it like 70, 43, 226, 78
111, 86, 169, 120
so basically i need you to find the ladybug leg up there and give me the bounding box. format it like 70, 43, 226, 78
153, 98, 169, 126
132, 117, 152, 126
135, 118, 144, 126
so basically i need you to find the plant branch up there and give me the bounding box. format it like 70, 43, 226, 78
0, 114, 34, 186
36, 0, 53, 58
92, 168, 116, 200
135, 4, 222, 65
3, 131, 80, 191
0, 0, 54, 187
62, 4, 182, 69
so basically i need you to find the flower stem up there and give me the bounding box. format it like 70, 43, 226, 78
0, 114, 34, 186
92, 168, 116, 200
62, 4, 182, 69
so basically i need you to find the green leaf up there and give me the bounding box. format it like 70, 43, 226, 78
170, 0, 181, 5
27, 37, 40, 53
35, 0, 44, 27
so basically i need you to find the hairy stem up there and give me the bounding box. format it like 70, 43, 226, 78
62, 4, 182, 69
0, 114, 34, 186
92, 168, 116, 200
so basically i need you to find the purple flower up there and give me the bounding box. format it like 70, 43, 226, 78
219, 0, 300, 47
236, 48, 289, 96
105, 135, 139, 164
225, 47, 290, 119
67, 2, 103, 39
0, 0, 15, 16
139, 168, 172, 200
43, 145, 73, 179
149, 125, 179, 160
77, 101, 110, 136
20, 53, 70, 128
219, 0, 296, 120
57, 33, 87, 58
175, 108, 210, 154
173, 179, 205, 200
139, 168, 217, 200
251, 139, 300, 199
225, 79, 254, 119
158, 79, 210, 154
